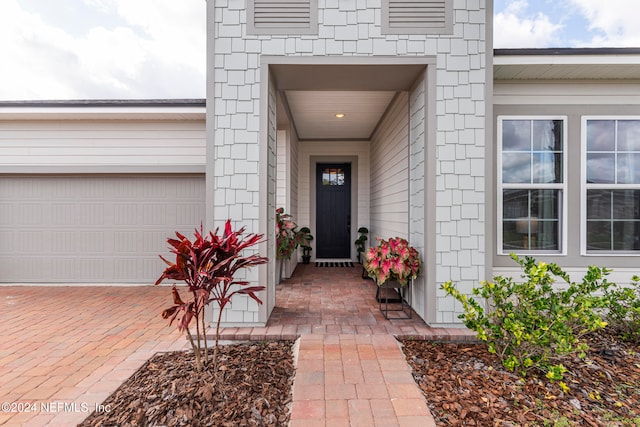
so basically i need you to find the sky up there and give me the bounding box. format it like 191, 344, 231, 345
0, 0, 639, 101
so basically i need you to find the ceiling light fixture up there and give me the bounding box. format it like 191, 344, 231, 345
335, 113, 345, 118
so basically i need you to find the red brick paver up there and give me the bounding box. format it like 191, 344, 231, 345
0, 286, 188, 426
1, 264, 474, 426
290, 334, 437, 427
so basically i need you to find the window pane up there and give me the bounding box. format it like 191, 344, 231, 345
502, 189, 560, 251
613, 221, 640, 250
502, 153, 531, 183
532, 120, 562, 151
587, 221, 612, 250
503, 221, 526, 250
502, 120, 531, 151
587, 120, 615, 151
322, 168, 344, 186
531, 189, 559, 220
617, 153, 640, 184
618, 120, 640, 151
503, 190, 528, 219
586, 153, 615, 183
533, 152, 562, 183
587, 190, 640, 251
612, 190, 640, 219
587, 190, 612, 219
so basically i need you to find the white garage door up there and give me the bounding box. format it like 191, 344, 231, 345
0, 175, 205, 283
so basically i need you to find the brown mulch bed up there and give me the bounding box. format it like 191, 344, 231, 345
79, 341, 295, 427
401, 333, 640, 426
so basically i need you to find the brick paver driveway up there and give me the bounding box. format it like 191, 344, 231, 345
0, 286, 188, 426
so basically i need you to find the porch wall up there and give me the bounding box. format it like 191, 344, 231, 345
210, 0, 487, 326
370, 92, 409, 241
409, 76, 427, 320
276, 126, 300, 278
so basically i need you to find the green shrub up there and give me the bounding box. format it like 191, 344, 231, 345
603, 275, 640, 342
442, 254, 609, 379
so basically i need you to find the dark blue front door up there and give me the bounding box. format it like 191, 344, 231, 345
316, 163, 351, 258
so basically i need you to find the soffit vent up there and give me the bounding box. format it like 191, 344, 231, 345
248, 0, 318, 35
382, 0, 452, 35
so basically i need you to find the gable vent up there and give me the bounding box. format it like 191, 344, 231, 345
382, 0, 452, 35
248, 0, 318, 35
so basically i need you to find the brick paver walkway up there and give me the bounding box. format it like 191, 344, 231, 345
0, 264, 473, 426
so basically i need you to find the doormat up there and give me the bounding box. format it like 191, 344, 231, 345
315, 261, 354, 268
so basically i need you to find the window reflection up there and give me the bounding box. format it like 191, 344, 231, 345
585, 119, 640, 252
587, 120, 615, 151
502, 189, 560, 251
618, 120, 640, 151
322, 168, 345, 186
586, 189, 640, 251
500, 118, 564, 253
502, 120, 531, 151
586, 153, 615, 183
502, 120, 563, 184
618, 153, 640, 184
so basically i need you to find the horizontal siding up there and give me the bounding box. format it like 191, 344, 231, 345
370, 92, 409, 241
494, 81, 640, 105
276, 130, 287, 209
0, 120, 205, 168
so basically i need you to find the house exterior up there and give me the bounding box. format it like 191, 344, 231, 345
0, 100, 206, 283
1, 1, 639, 328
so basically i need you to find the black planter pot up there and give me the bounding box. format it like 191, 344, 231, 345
302, 255, 311, 264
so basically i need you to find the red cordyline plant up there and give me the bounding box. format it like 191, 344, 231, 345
155, 220, 267, 372
364, 237, 422, 286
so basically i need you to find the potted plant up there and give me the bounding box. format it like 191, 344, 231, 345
364, 236, 422, 287
354, 227, 369, 264
276, 207, 306, 280
364, 236, 422, 316
298, 227, 313, 264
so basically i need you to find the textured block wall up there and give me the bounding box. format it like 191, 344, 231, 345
211, 0, 487, 325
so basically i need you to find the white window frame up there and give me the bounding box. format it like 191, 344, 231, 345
497, 116, 568, 256
581, 116, 640, 256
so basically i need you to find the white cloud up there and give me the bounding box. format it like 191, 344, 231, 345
0, 0, 205, 100
494, 1, 563, 48
569, 0, 640, 47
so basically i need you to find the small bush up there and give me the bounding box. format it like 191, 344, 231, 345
442, 254, 609, 379
603, 275, 640, 342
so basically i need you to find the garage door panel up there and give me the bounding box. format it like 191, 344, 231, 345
176, 204, 204, 226
0, 175, 205, 283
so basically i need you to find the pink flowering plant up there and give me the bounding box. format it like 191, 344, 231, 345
364, 237, 422, 286
276, 207, 307, 260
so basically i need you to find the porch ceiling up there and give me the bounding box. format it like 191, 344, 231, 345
271, 63, 426, 141
284, 90, 397, 140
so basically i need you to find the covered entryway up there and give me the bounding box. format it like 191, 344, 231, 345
260, 57, 437, 324
316, 162, 351, 258
0, 174, 205, 283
